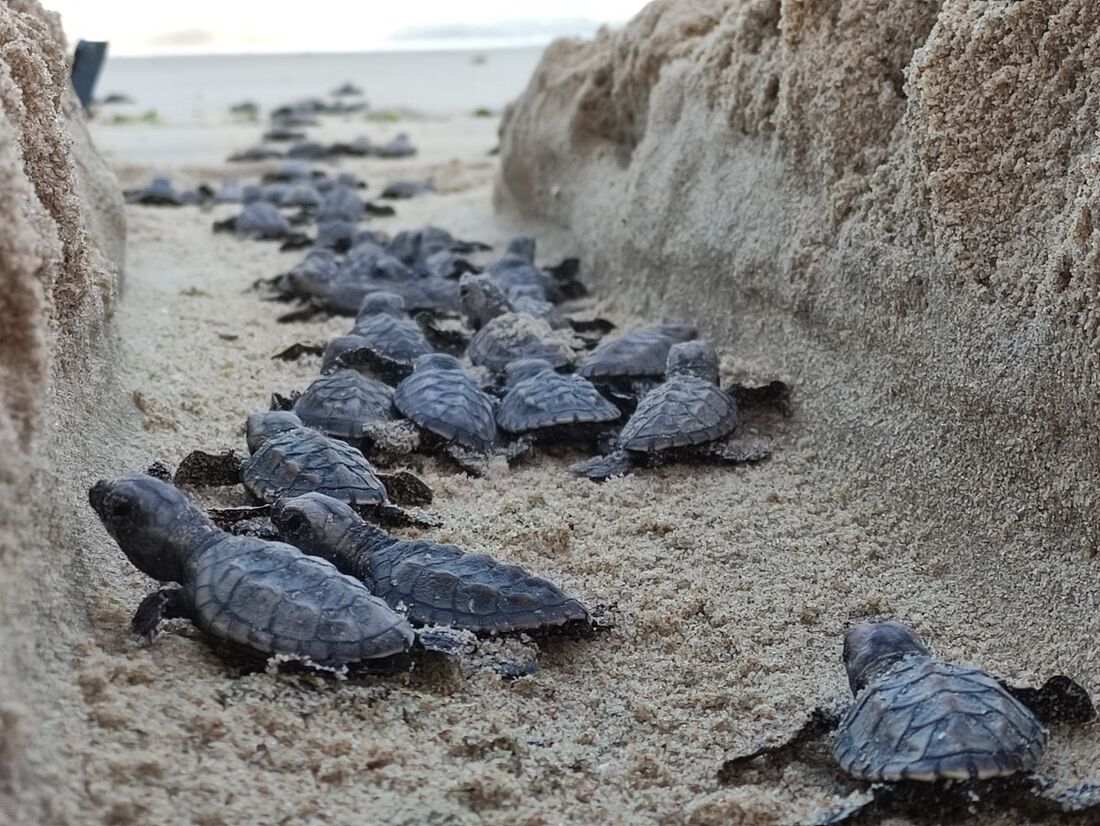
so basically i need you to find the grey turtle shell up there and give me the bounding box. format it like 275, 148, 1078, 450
832, 656, 1047, 782
323, 278, 460, 316
293, 370, 396, 440
243, 428, 387, 505
617, 376, 736, 452
234, 202, 290, 238
366, 538, 589, 632
280, 181, 322, 207
187, 535, 413, 663
498, 369, 620, 434
394, 363, 498, 452
317, 187, 364, 223
468, 313, 575, 373
578, 324, 698, 379
127, 177, 183, 205
350, 314, 434, 365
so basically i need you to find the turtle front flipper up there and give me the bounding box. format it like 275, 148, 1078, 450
717, 705, 842, 784
1023, 774, 1100, 815
131, 587, 193, 640
570, 451, 634, 482
173, 450, 245, 487
999, 674, 1095, 725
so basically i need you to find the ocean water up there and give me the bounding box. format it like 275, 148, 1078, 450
95, 48, 546, 123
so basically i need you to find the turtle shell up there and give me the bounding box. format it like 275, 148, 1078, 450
577, 325, 697, 379
468, 313, 575, 373
498, 370, 620, 434
235, 202, 290, 238
293, 370, 396, 440
394, 365, 498, 452
364, 538, 589, 632
242, 428, 387, 505
350, 313, 434, 365
617, 376, 736, 452
323, 278, 460, 316
187, 535, 413, 664
281, 182, 321, 207
832, 657, 1047, 782
317, 187, 364, 223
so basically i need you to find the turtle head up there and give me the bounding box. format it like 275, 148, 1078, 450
504, 234, 536, 263
246, 411, 302, 453
505, 358, 554, 386
459, 273, 509, 324
357, 291, 406, 319
272, 493, 365, 561
321, 335, 372, 374
666, 341, 720, 384
89, 475, 211, 582
842, 620, 931, 694
414, 353, 463, 372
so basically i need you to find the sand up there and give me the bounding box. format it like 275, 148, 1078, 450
3, 1, 1100, 824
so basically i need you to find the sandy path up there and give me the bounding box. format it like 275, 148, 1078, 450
53, 114, 1098, 826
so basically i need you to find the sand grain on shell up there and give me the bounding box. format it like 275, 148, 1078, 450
61, 115, 1096, 826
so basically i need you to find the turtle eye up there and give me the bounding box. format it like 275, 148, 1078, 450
110, 499, 135, 521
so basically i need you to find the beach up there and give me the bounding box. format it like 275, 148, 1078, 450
4, 2, 1100, 824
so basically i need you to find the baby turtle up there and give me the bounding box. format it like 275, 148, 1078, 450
497, 359, 620, 449
125, 177, 185, 206
316, 187, 365, 223
572, 341, 769, 480
89, 474, 414, 670
718, 621, 1100, 824
243, 411, 388, 506
214, 201, 297, 241
337, 292, 435, 381
273, 493, 591, 633
468, 312, 581, 373
372, 133, 416, 158
381, 180, 433, 199
280, 180, 322, 208
460, 272, 568, 331
292, 370, 398, 445
577, 323, 698, 384
394, 353, 502, 473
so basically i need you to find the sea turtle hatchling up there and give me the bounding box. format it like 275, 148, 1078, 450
213, 201, 301, 242
125, 176, 185, 206
242, 411, 388, 506
467, 312, 581, 373
89, 474, 414, 670
393, 353, 504, 474
273, 492, 592, 633
572, 341, 770, 481
338, 292, 435, 381
293, 370, 397, 441
718, 621, 1100, 824
497, 359, 620, 450
577, 323, 698, 386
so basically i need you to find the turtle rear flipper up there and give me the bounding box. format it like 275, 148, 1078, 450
1025, 775, 1100, 814
132, 587, 192, 640
1000, 675, 1095, 725
570, 451, 634, 482
717, 705, 843, 784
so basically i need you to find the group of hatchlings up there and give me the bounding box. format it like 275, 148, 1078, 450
99, 144, 1100, 824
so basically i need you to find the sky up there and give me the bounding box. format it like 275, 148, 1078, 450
45, 1, 651, 56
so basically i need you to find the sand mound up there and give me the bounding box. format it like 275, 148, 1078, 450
0, 0, 123, 816
497, 0, 1100, 550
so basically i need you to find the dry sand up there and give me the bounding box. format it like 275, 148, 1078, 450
15, 109, 1091, 826
3, 1, 1099, 823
